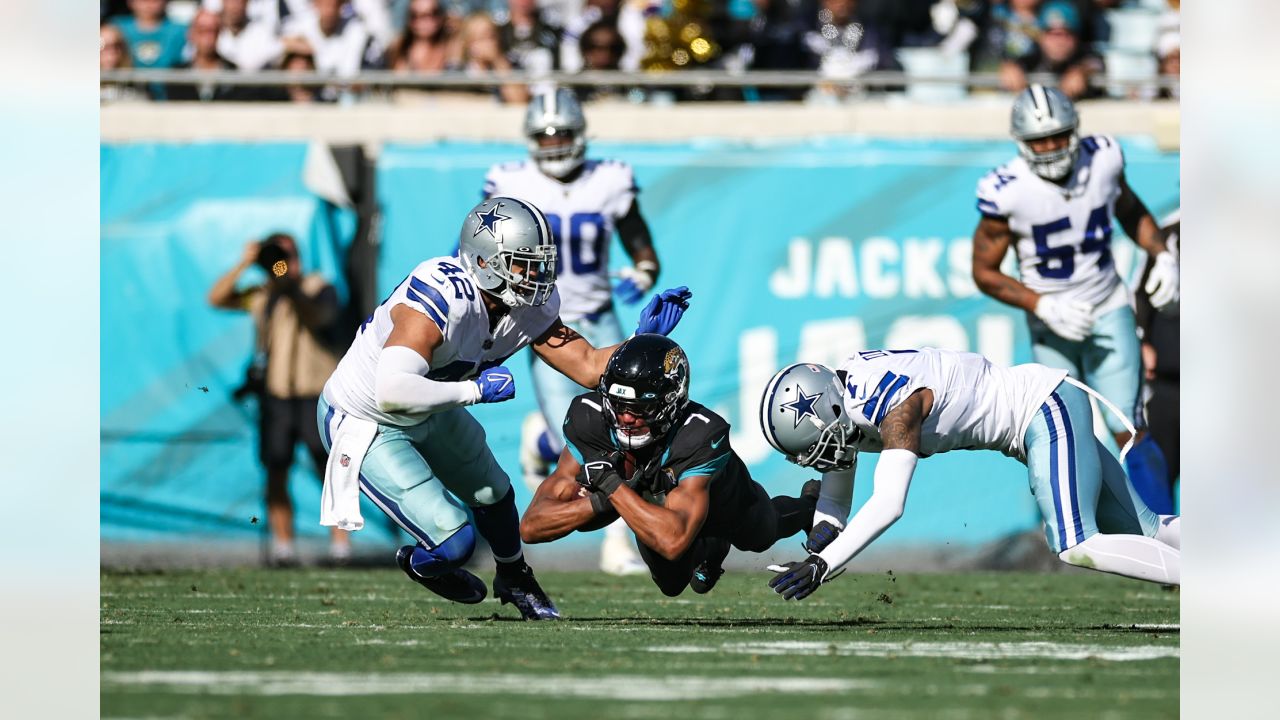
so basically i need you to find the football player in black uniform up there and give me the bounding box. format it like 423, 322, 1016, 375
520, 334, 819, 596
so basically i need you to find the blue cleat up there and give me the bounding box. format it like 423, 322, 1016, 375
395, 546, 487, 604
493, 562, 561, 621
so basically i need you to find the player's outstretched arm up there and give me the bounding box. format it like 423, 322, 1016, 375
971, 216, 1039, 312
519, 450, 607, 543
614, 200, 659, 305
375, 305, 510, 414
531, 318, 619, 389
1115, 174, 1179, 308
607, 477, 711, 562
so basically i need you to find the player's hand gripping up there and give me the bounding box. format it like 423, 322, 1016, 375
804, 520, 841, 554
1144, 251, 1179, 309
767, 555, 830, 601
614, 262, 657, 305
636, 286, 692, 336
474, 366, 516, 403
1034, 294, 1094, 342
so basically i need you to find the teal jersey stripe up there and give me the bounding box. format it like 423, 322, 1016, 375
678, 452, 729, 482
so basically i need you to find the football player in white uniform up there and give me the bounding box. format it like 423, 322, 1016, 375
758, 349, 1181, 601
318, 196, 692, 619
971, 85, 1179, 513
484, 88, 662, 575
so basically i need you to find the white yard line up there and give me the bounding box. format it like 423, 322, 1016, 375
101, 671, 877, 701
644, 640, 1178, 662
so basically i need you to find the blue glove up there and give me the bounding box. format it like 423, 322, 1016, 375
614, 277, 646, 305
804, 521, 841, 554
767, 554, 829, 601
474, 366, 516, 403
636, 286, 692, 336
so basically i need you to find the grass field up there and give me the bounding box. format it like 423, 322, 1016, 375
101, 567, 1178, 719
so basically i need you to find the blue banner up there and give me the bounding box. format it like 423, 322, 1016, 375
101, 137, 1179, 554
377, 137, 1179, 548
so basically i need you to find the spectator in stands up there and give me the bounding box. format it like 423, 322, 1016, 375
723, 0, 815, 100
282, 50, 324, 102
1156, 30, 1178, 100
975, 0, 1040, 73
116, 0, 189, 69
168, 10, 287, 100
283, 0, 387, 80
385, 0, 460, 73
217, 0, 286, 70
561, 0, 646, 72
802, 0, 899, 94
499, 0, 561, 75
572, 18, 631, 101
208, 233, 349, 567
101, 23, 148, 102
459, 13, 531, 103
1000, 0, 1101, 99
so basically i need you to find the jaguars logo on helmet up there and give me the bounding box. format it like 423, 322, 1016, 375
599, 334, 690, 450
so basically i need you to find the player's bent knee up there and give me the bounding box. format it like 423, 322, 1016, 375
410, 524, 477, 577
654, 579, 687, 598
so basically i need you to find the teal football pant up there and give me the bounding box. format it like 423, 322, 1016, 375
317, 396, 511, 547
1023, 381, 1161, 554
1029, 304, 1143, 435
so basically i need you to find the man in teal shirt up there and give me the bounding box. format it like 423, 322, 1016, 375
115, 0, 187, 69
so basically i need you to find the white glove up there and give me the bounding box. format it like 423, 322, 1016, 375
1035, 294, 1094, 342
1144, 251, 1180, 309
617, 262, 657, 292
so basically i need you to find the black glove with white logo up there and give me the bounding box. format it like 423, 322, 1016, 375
582, 457, 625, 497
767, 554, 830, 601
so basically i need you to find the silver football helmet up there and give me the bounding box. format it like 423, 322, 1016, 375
457, 196, 557, 308
1010, 84, 1080, 181
760, 363, 859, 473
524, 88, 586, 179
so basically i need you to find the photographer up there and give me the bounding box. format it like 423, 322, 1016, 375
208, 233, 349, 566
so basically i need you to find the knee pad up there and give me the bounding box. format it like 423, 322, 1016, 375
409, 524, 476, 577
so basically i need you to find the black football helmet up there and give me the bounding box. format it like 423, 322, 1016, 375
598, 334, 691, 450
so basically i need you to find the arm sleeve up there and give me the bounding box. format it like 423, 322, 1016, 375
374, 345, 479, 415
817, 449, 916, 572
815, 465, 856, 529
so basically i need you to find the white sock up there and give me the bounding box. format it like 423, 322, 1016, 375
1059, 533, 1180, 586
1154, 515, 1180, 550
604, 517, 630, 543
270, 540, 296, 561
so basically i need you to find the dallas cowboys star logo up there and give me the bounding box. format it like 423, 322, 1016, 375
472, 204, 511, 238
780, 388, 822, 429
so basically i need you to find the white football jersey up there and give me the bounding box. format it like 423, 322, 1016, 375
838, 348, 1066, 461
976, 135, 1126, 308
483, 159, 638, 321
323, 256, 561, 427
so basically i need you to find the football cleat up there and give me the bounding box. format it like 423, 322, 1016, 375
689, 538, 731, 594
494, 562, 561, 621
395, 546, 487, 604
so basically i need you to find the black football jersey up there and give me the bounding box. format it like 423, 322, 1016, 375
562, 392, 755, 535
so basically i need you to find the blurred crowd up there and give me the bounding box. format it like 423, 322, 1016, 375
101, 0, 1181, 104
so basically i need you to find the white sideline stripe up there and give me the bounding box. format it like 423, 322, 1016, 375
644, 640, 1178, 662
101, 671, 876, 700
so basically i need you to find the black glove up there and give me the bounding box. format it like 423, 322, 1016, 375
805, 520, 841, 554
767, 554, 830, 601
587, 489, 615, 515
582, 458, 626, 496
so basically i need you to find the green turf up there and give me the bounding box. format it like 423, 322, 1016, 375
101, 568, 1178, 719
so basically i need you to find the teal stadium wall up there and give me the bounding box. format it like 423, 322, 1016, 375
101, 138, 1180, 553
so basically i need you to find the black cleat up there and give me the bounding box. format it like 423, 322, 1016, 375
493, 561, 561, 621
690, 538, 731, 595
395, 545, 487, 604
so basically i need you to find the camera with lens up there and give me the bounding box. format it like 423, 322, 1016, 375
256, 234, 292, 278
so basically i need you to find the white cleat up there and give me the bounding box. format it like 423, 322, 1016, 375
600, 535, 648, 576
520, 412, 551, 493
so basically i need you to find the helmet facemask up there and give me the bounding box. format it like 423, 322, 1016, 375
599, 383, 687, 450
528, 127, 586, 179
475, 244, 558, 308
1016, 130, 1080, 182
789, 415, 859, 473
